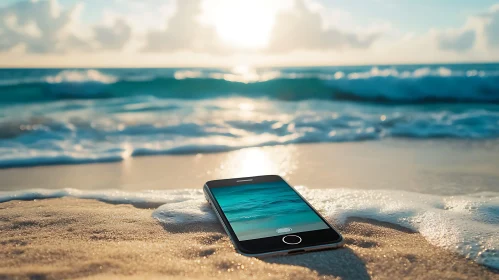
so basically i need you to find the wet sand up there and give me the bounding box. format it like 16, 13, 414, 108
1, 140, 498, 195
0, 198, 497, 280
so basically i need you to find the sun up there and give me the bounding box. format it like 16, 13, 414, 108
208, 0, 279, 49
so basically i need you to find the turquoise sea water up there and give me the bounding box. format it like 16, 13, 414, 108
211, 181, 328, 241
0, 64, 498, 168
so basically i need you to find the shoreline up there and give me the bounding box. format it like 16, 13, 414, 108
1, 138, 498, 170
1, 139, 498, 195
1, 198, 497, 279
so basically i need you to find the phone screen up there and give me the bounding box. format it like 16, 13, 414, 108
210, 180, 329, 241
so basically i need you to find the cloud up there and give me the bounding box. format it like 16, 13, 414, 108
0, 0, 90, 53
483, 5, 499, 49
142, 0, 224, 52
436, 29, 476, 52
93, 19, 132, 50
266, 0, 379, 53
142, 0, 380, 54
4, 0, 495, 65
0, 0, 132, 53
1, 0, 381, 55
435, 4, 499, 53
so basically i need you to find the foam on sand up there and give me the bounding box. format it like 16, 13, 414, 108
1, 186, 497, 269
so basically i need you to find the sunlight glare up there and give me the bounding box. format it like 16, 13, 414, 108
216, 146, 297, 178
209, 0, 277, 49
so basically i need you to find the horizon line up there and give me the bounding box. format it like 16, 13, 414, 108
1, 61, 498, 69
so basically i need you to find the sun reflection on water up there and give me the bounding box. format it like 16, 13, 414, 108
216, 145, 297, 179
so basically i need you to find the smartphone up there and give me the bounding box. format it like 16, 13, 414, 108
203, 175, 344, 257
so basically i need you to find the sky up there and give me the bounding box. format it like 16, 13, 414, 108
0, 0, 498, 67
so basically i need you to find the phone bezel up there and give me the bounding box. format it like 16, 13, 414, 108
204, 175, 344, 256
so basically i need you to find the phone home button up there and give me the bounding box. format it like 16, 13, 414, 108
282, 235, 302, 245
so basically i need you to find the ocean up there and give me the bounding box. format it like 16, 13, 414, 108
1, 63, 498, 168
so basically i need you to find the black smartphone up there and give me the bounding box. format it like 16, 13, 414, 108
203, 175, 344, 257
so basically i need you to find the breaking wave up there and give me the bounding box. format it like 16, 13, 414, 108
1, 65, 499, 103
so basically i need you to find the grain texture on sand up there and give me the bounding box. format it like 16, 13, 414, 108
0, 198, 496, 279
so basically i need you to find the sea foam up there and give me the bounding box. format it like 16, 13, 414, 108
1, 96, 498, 168
1, 187, 497, 269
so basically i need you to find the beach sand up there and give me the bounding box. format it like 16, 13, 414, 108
1, 197, 497, 280
1, 140, 498, 279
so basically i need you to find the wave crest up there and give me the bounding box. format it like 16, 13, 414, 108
44, 70, 118, 84
1, 66, 499, 103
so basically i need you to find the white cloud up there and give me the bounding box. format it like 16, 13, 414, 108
265, 0, 379, 53
142, 0, 380, 54
435, 4, 499, 53
142, 0, 225, 53
0, 0, 382, 55
0, 0, 90, 53
0, 0, 133, 53
1, 0, 498, 66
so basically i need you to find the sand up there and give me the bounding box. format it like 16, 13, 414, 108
1, 140, 498, 279
1, 198, 497, 280
1, 140, 499, 195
